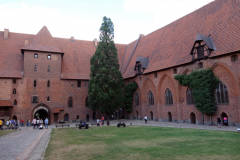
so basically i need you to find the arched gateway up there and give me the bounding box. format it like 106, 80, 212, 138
32, 104, 51, 124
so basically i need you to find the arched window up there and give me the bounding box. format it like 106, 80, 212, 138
34, 53, 38, 58
14, 99, 17, 105
165, 88, 173, 105
216, 82, 229, 104
48, 66, 50, 72
148, 91, 154, 105
34, 65, 37, 72
85, 97, 89, 107
64, 113, 69, 121
187, 87, 195, 105
47, 80, 50, 87
68, 97, 73, 107
47, 96, 50, 102
198, 62, 203, 69
13, 88, 16, 94
135, 93, 139, 106
34, 80, 37, 87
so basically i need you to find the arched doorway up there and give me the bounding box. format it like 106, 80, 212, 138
168, 112, 172, 122
12, 115, 17, 120
150, 111, 153, 120
93, 112, 96, 120
86, 114, 90, 122
64, 113, 69, 122
33, 105, 50, 124
136, 111, 138, 119
190, 112, 196, 124
221, 112, 228, 126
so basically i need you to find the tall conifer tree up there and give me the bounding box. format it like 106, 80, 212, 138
88, 16, 124, 116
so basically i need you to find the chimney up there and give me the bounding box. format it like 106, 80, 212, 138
93, 38, 98, 47
25, 39, 29, 46
4, 28, 9, 39
70, 36, 75, 42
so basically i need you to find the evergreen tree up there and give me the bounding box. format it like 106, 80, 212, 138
88, 16, 124, 116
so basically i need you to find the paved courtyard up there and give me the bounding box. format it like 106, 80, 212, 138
0, 120, 238, 160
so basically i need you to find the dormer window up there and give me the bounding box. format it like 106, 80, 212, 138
134, 56, 149, 75
135, 62, 142, 75
190, 33, 216, 62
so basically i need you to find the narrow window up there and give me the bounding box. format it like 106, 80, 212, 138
173, 69, 177, 74
148, 91, 154, 105
13, 88, 16, 94
34, 65, 37, 72
47, 80, 50, 87
197, 45, 204, 58
85, 97, 89, 107
198, 62, 203, 69
14, 99, 17, 105
34, 80, 37, 87
215, 82, 229, 104
135, 93, 139, 106
68, 97, 73, 107
165, 89, 173, 105
187, 87, 195, 105
47, 96, 50, 102
34, 53, 38, 58
139, 76, 142, 81
32, 96, 38, 103
154, 73, 157, 78
13, 79, 16, 84
231, 55, 238, 62
48, 66, 50, 72
47, 55, 51, 59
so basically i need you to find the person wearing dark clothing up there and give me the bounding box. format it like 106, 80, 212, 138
217, 116, 221, 128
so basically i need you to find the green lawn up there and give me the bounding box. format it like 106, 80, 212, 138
44, 126, 240, 160
0, 130, 16, 137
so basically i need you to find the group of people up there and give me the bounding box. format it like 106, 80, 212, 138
4, 119, 21, 129
32, 118, 49, 129
96, 116, 105, 126
217, 116, 228, 128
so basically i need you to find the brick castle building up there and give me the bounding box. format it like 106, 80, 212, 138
0, 0, 239, 126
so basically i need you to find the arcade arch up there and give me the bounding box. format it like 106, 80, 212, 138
32, 104, 50, 124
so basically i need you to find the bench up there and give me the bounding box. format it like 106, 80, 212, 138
91, 122, 101, 126
55, 124, 70, 128
117, 123, 126, 127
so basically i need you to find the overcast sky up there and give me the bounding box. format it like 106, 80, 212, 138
0, 0, 214, 44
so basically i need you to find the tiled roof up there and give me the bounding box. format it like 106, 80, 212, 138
0, 0, 239, 79
22, 26, 63, 54
121, 0, 240, 78
0, 100, 13, 106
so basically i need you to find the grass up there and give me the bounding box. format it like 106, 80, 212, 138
44, 126, 240, 160
0, 130, 16, 137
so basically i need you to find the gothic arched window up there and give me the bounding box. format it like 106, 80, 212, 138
47, 80, 50, 87
216, 82, 229, 104
187, 87, 196, 105
14, 99, 17, 105
165, 88, 173, 105
13, 88, 16, 94
135, 93, 139, 106
148, 91, 154, 105
34, 65, 37, 72
34, 80, 37, 87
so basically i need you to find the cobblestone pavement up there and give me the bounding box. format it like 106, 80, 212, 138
0, 120, 238, 160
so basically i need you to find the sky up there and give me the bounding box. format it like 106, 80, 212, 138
0, 0, 214, 44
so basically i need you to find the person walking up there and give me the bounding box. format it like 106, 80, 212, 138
20, 119, 24, 127
33, 118, 36, 129
217, 116, 221, 128
223, 117, 228, 126
6, 120, 9, 129
44, 118, 48, 129
144, 115, 148, 124
102, 116, 105, 125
